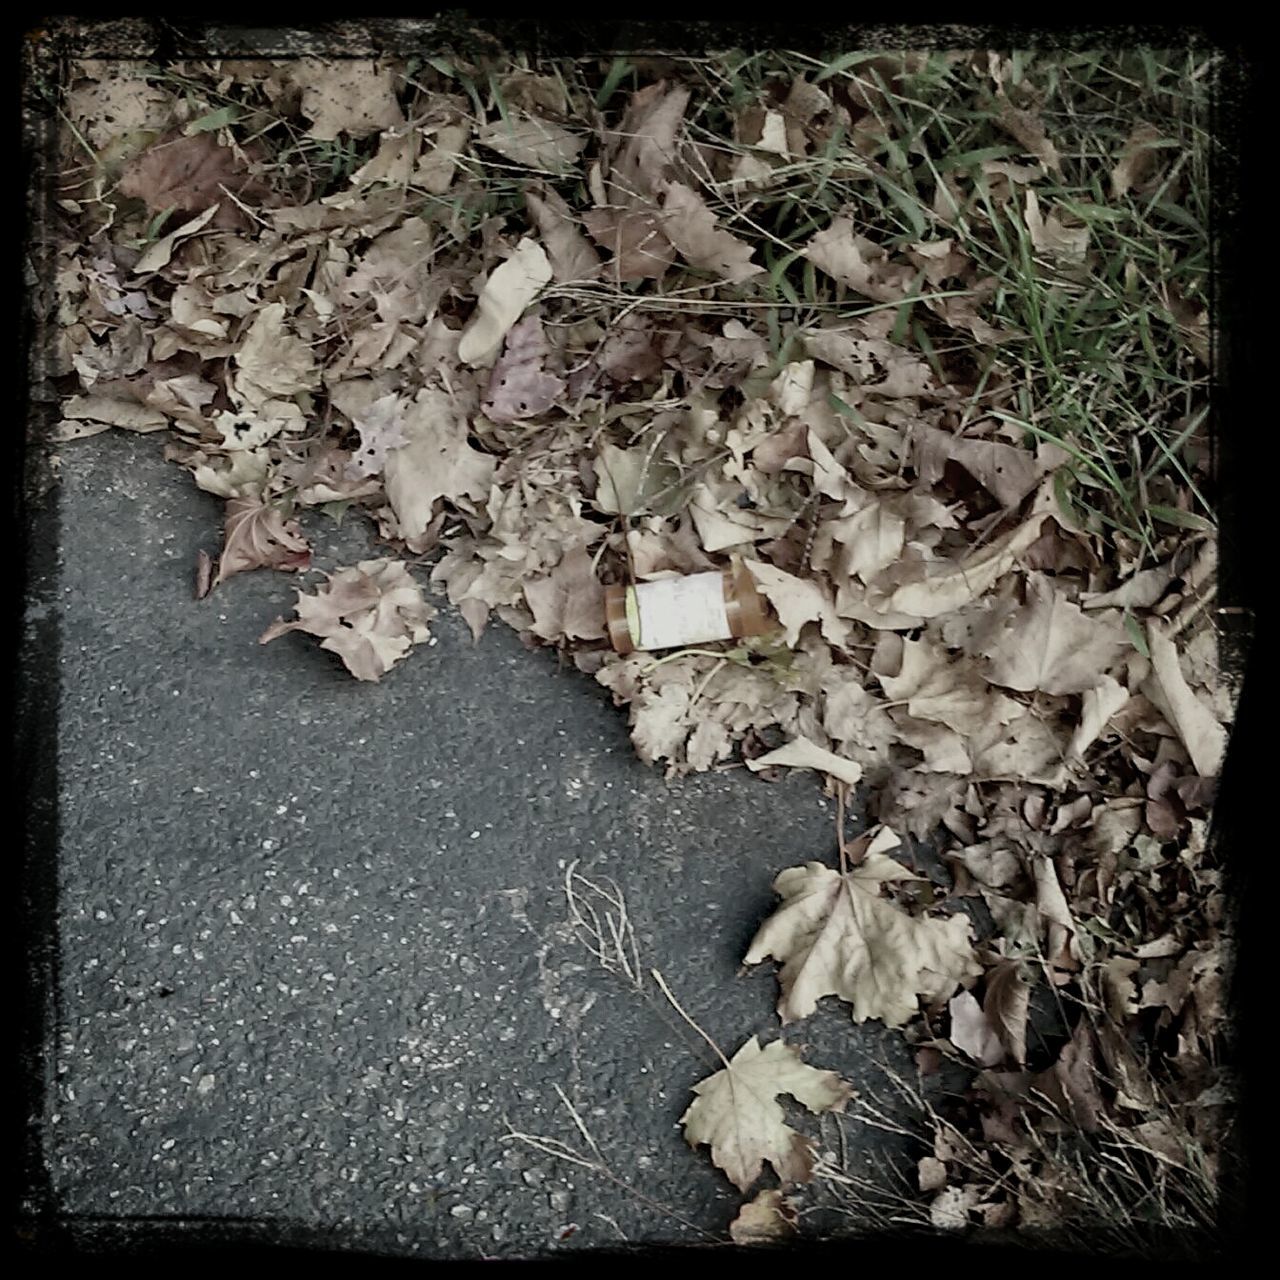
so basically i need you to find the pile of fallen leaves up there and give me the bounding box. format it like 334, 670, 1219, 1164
44, 48, 1234, 1245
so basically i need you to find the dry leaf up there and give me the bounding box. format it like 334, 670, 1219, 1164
523, 546, 606, 642
476, 111, 585, 173
384, 387, 496, 549
481, 315, 566, 423
61, 393, 168, 433
215, 496, 311, 586
745, 855, 980, 1027
744, 560, 846, 648
525, 188, 601, 282
680, 1035, 852, 1192
457, 238, 554, 367
983, 959, 1030, 1065
728, 1189, 798, 1244
1111, 121, 1165, 198
1024, 189, 1089, 262
744, 737, 863, 788
232, 302, 320, 407
119, 130, 261, 232
660, 182, 762, 284
259, 558, 434, 682
1143, 619, 1227, 778
802, 217, 913, 302
911, 422, 1049, 509
984, 575, 1129, 695
349, 393, 410, 478
297, 60, 406, 140
997, 102, 1061, 172
948, 990, 1005, 1067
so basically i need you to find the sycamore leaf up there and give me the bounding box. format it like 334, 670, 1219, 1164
745, 737, 862, 788
680, 1035, 852, 1192
729, 1189, 798, 1245
745, 855, 980, 1027
215, 496, 311, 586
523, 546, 607, 642
984, 574, 1128, 695
660, 182, 762, 284
457, 238, 553, 366
383, 386, 496, 549
259, 558, 434, 682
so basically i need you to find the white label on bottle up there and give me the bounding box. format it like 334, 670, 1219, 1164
632, 572, 731, 651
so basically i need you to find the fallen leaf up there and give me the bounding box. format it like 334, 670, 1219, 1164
660, 182, 762, 284
744, 737, 863, 789
1143, 619, 1228, 778
297, 60, 406, 140
878, 635, 1020, 737
745, 855, 980, 1027
997, 101, 1061, 173
259, 558, 434, 681
525, 188, 601, 282
132, 204, 221, 275
232, 302, 321, 407
983, 959, 1030, 1065
523, 546, 606, 642
384, 386, 496, 549
984, 574, 1129, 695
948, 990, 1005, 1067
476, 110, 586, 173
802, 217, 914, 302
1024, 189, 1089, 262
930, 1185, 980, 1230
728, 1189, 798, 1245
744, 559, 846, 647
680, 1035, 852, 1192
119, 129, 262, 231
349, 393, 410, 477
1111, 121, 1166, 198
481, 315, 566, 423
215, 496, 311, 586
911, 422, 1049, 509
61, 392, 168, 433
457, 238, 554, 367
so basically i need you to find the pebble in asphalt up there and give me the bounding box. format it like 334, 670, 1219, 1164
32, 432, 932, 1257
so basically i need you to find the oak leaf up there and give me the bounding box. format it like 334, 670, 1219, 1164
680, 1036, 852, 1192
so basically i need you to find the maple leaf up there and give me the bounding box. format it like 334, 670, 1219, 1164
457, 238, 554, 367
984, 574, 1128, 696
523, 546, 606, 642
481, 315, 567, 423
680, 1036, 852, 1192
215, 496, 311, 586
259, 559, 434, 682
745, 853, 980, 1027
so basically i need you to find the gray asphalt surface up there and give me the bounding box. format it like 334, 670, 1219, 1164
35, 431, 929, 1257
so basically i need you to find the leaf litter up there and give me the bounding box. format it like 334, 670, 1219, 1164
47, 47, 1235, 1245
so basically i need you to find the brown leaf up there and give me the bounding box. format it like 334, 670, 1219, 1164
660, 182, 762, 283
911, 422, 1049, 510
259, 558, 434, 682
215, 497, 311, 586
1111, 121, 1166, 198
728, 1189, 798, 1245
525, 187, 601, 282
295, 59, 406, 140
996, 102, 1062, 173
982, 959, 1030, 1066
745, 851, 980, 1027
802, 217, 914, 302
948, 989, 1005, 1067
194, 548, 214, 600
118, 129, 263, 232
522, 546, 606, 643
481, 315, 566, 423
680, 1035, 852, 1192
984, 574, 1129, 696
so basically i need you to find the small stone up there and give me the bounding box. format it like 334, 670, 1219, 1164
521, 1169, 544, 1187
549, 1190, 572, 1213
450, 1204, 473, 1220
